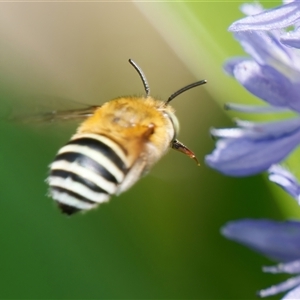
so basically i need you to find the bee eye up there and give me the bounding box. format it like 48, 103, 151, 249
164, 111, 180, 141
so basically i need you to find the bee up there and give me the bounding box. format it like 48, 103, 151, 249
47, 59, 207, 215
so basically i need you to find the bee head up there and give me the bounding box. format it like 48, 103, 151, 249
162, 110, 180, 142
162, 80, 207, 142
128, 58, 206, 142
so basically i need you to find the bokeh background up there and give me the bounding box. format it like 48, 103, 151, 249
0, 1, 294, 299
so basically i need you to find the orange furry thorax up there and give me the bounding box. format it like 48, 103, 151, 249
76, 96, 175, 165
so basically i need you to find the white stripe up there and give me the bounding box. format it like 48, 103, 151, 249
50, 160, 117, 194
71, 133, 128, 166
48, 176, 110, 204
50, 189, 96, 210
58, 144, 124, 183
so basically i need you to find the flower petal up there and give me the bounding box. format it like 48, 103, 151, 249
229, 2, 300, 31
233, 31, 300, 78
268, 165, 300, 203
206, 119, 300, 176
221, 219, 300, 262
212, 117, 300, 139
237, 118, 300, 138
225, 103, 290, 113
283, 1, 296, 4
263, 259, 300, 274
240, 2, 264, 16
232, 60, 300, 110
258, 275, 300, 298
281, 29, 300, 49
223, 57, 250, 76
282, 284, 300, 300
210, 127, 244, 139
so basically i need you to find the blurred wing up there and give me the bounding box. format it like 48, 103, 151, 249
11, 105, 98, 124
5, 94, 99, 124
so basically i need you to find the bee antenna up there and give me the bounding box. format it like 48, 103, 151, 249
165, 79, 207, 105
129, 59, 150, 97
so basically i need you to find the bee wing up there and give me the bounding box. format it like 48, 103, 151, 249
6, 94, 99, 124
11, 106, 98, 124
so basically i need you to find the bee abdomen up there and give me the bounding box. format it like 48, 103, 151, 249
47, 133, 128, 215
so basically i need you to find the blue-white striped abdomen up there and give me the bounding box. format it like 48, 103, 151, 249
48, 133, 129, 215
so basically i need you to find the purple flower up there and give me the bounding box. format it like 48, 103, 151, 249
207, 118, 300, 176
211, 2, 300, 299
205, 1, 300, 177
229, 1, 300, 33
222, 219, 300, 299
268, 164, 300, 204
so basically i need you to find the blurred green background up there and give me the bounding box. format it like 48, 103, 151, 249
0, 1, 294, 299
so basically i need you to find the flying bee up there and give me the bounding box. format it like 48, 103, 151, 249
46, 59, 207, 215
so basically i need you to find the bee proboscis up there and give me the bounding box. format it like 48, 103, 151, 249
46, 59, 206, 215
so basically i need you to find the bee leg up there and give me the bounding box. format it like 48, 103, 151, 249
171, 139, 200, 166
143, 123, 155, 139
